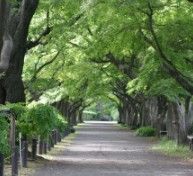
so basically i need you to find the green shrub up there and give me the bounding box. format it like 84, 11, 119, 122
0, 117, 10, 156
6, 103, 27, 119
0, 104, 27, 156
0, 103, 69, 150
136, 126, 156, 137
27, 104, 57, 139
27, 104, 69, 139
55, 113, 69, 133
6, 103, 29, 137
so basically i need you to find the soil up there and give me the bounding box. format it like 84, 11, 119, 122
33, 121, 193, 176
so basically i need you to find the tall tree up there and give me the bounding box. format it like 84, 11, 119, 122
0, 0, 39, 104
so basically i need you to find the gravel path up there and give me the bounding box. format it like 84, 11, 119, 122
33, 121, 193, 176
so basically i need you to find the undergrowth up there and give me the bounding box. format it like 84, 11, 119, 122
153, 137, 193, 159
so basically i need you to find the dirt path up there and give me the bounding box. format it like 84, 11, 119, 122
33, 121, 193, 176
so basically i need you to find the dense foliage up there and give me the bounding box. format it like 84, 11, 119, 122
27, 104, 57, 138
0, 0, 193, 153
21, 0, 193, 144
0, 117, 10, 156
0, 103, 69, 155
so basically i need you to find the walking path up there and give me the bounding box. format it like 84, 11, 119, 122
33, 121, 193, 176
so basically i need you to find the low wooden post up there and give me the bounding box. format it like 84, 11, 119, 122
46, 136, 51, 151
0, 153, 4, 176
38, 138, 43, 155
19, 133, 28, 168
56, 131, 58, 142
56, 131, 61, 142
9, 113, 18, 176
47, 140, 51, 151
0, 110, 17, 176
22, 141, 28, 167
43, 142, 47, 154
58, 133, 62, 142
54, 130, 57, 144
63, 130, 68, 137
12, 146, 19, 176
64, 130, 67, 137
49, 134, 54, 148
32, 139, 37, 160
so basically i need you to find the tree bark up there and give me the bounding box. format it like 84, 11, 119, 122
167, 102, 187, 144
0, 0, 39, 104
154, 96, 167, 136
78, 110, 83, 123
166, 103, 175, 139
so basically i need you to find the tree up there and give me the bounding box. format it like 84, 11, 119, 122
0, 0, 40, 104
10, 0, 193, 144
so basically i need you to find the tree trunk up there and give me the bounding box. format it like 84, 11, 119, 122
131, 110, 138, 128
176, 102, 188, 144
166, 103, 175, 139
31, 139, 37, 160
118, 105, 123, 124
0, 153, 4, 176
1, 74, 25, 103
0, 0, 39, 104
121, 104, 127, 125
154, 96, 167, 136
71, 112, 77, 126
78, 110, 83, 123
185, 97, 193, 134
0, 85, 6, 104
167, 102, 187, 145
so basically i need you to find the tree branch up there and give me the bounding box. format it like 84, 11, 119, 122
145, 2, 193, 95
26, 26, 52, 50
31, 51, 60, 81
14, 0, 39, 49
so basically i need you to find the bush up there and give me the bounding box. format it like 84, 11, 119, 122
26, 104, 57, 139
136, 126, 156, 137
0, 103, 69, 148
6, 103, 27, 119
0, 104, 26, 156
0, 117, 10, 156
55, 113, 69, 133
26, 104, 69, 139
6, 103, 29, 137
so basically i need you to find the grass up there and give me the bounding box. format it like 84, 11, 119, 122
152, 137, 193, 159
